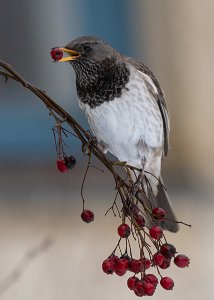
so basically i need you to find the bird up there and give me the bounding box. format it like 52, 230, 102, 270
56, 36, 178, 232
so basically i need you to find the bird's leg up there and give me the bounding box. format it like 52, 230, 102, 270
82, 131, 97, 155
141, 156, 147, 175
136, 157, 146, 183
138, 157, 155, 208
82, 131, 108, 156
97, 141, 108, 153
132, 157, 147, 193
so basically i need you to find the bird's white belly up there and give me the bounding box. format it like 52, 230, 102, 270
79, 72, 163, 170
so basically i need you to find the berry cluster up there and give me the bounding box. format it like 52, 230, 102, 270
102, 215, 190, 297
52, 123, 77, 173
49, 107, 190, 297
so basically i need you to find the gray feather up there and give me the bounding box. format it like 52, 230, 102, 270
125, 56, 170, 156
156, 180, 179, 233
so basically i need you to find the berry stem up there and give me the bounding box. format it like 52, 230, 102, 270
111, 238, 122, 255
81, 154, 92, 211
127, 238, 133, 258
125, 237, 128, 253
105, 190, 120, 218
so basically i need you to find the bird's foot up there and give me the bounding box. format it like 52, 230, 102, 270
83, 131, 109, 154
141, 156, 147, 175
82, 133, 97, 155
132, 170, 144, 191
132, 158, 147, 194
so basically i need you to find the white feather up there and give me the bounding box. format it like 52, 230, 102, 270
79, 65, 164, 181
137, 70, 159, 95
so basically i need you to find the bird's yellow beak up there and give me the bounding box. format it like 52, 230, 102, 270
58, 48, 80, 62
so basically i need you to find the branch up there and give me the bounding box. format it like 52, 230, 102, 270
0, 60, 122, 178
0, 60, 139, 212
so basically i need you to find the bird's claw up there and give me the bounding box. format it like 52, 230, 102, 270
82, 134, 97, 155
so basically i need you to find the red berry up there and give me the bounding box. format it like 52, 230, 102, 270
135, 215, 145, 228
129, 258, 150, 273
141, 258, 151, 270
174, 254, 190, 268
134, 289, 145, 297
143, 274, 158, 286
149, 226, 163, 240
129, 259, 142, 273
127, 276, 139, 290
153, 251, 165, 266
102, 259, 115, 274
108, 254, 119, 264
152, 207, 166, 220
117, 223, 130, 238
160, 243, 176, 259
160, 277, 174, 290
56, 158, 68, 173
142, 281, 156, 296
115, 258, 129, 272
159, 257, 171, 269
115, 268, 127, 276
64, 155, 76, 170
50, 47, 63, 61
115, 258, 129, 276
135, 281, 145, 295
81, 210, 94, 223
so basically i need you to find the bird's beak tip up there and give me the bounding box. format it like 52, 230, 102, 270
58, 48, 80, 62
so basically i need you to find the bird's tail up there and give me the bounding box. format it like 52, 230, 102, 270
155, 178, 179, 233
131, 169, 179, 233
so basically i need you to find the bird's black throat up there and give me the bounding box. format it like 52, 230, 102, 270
72, 58, 130, 108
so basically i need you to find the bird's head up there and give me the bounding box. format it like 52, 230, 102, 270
53, 36, 128, 97
57, 36, 117, 70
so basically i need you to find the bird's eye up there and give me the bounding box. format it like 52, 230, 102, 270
83, 44, 91, 52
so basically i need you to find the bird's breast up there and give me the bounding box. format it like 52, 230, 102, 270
78, 68, 164, 167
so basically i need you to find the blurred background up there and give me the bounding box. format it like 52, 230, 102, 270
0, 0, 213, 299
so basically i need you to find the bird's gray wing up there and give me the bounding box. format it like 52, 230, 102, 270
125, 57, 170, 156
